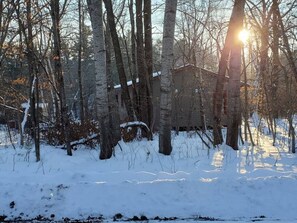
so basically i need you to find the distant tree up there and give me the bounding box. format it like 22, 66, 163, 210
159, 0, 177, 155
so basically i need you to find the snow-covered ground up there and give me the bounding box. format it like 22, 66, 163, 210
0, 118, 297, 222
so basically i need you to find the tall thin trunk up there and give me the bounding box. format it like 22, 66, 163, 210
128, 0, 139, 118
159, 0, 177, 155
136, 0, 152, 126
226, 0, 245, 150
144, 0, 153, 128
77, 0, 85, 124
103, 0, 135, 121
105, 22, 121, 147
50, 0, 72, 156
26, 0, 40, 161
242, 46, 248, 142
197, 68, 207, 132
87, 0, 113, 159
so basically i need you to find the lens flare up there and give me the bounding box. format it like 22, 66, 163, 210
239, 29, 249, 43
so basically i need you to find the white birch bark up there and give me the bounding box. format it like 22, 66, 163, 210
87, 0, 112, 159
159, 0, 177, 155
20, 76, 36, 145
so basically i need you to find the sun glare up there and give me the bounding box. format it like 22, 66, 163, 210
239, 29, 249, 43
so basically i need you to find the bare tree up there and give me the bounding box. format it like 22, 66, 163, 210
103, 0, 136, 121
159, 0, 177, 155
50, 0, 72, 156
105, 22, 121, 147
136, 0, 153, 127
226, 0, 245, 150
144, 0, 154, 128
213, 0, 245, 147
87, 0, 113, 159
77, 0, 85, 124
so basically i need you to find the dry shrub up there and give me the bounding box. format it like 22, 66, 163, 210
121, 122, 152, 142
44, 119, 99, 148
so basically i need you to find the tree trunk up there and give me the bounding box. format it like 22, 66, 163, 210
103, 0, 135, 121
50, 0, 72, 156
136, 0, 152, 127
144, 0, 154, 129
77, 0, 85, 124
159, 0, 177, 155
128, 0, 139, 119
87, 0, 113, 159
23, 0, 40, 161
226, 0, 245, 150
213, 0, 245, 146
105, 22, 121, 147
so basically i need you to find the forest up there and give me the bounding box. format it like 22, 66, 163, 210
0, 0, 297, 221
0, 0, 296, 158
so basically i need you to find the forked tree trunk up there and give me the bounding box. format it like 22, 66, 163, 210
87, 0, 113, 159
226, 0, 245, 150
159, 0, 177, 155
213, 0, 245, 146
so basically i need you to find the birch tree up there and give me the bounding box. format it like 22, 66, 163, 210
159, 0, 177, 155
87, 0, 113, 159
77, 0, 85, 124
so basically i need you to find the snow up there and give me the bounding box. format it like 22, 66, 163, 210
120, 121, 149, 130
0, 119, 297, 222
114, 72, 161, 89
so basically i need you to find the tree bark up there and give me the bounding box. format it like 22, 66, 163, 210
226, 0, 245, 150
105, 22, 121, 147
77, 0, 85, 124
136, 0, 152, 127
87, 0, 113, 159
128, 0, 139, 119
144, 0, 154, 128
103, 0, 135, 121
50, 0, 72, 156
213, 0, 245, 146
159, 0, 177, 155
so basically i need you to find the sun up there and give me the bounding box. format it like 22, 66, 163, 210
238, 29, 249, 43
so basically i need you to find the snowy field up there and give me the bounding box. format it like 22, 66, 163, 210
0, 117, 297, 222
